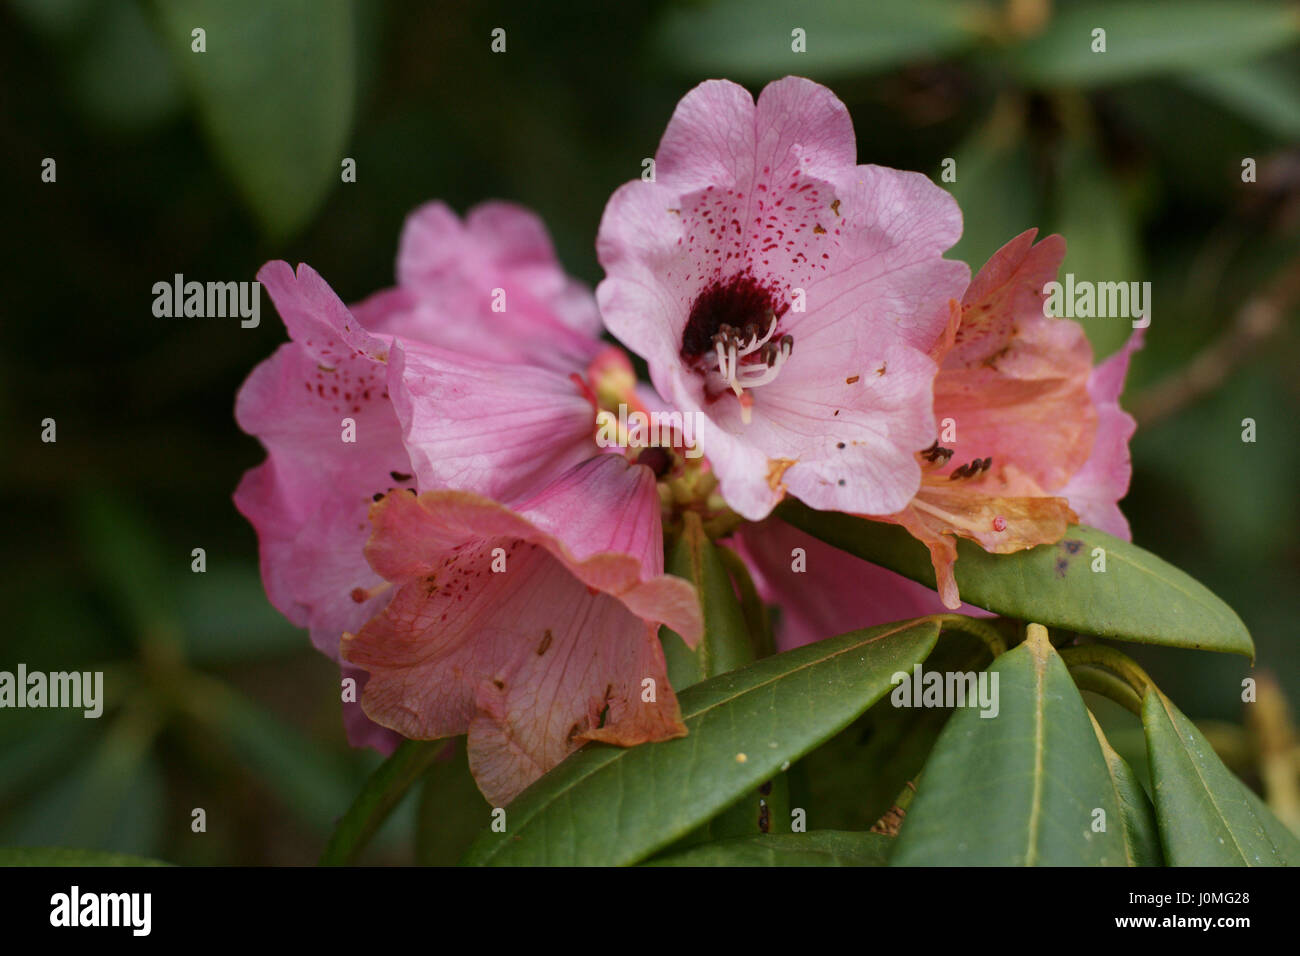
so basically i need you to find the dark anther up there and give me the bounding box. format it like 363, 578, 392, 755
921, 441, 954, 465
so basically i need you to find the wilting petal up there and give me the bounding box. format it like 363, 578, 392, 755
344, 456, 701, 805
1060, 328, 1145, 538
883, 470, 1077, 609
935, 229, 1096, 492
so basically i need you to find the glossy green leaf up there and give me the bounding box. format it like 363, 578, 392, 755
645, 830, 892, 867
151, 0, 355, 238
1142, 687, 1300, 865
777, 500, 1253, 657
662, 513, 755, 689
655, 0, 978, 81
1089, 713, 1163, 866
320, 741, 448, 865
462, 618, 940, 866
798, 630, 990, 830
1010, 1, 1300, 88
893, 626, 1129, 865
0, 847, 169, 866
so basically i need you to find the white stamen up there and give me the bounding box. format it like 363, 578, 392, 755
734, 313, 778, 360
734, 341, 792, 388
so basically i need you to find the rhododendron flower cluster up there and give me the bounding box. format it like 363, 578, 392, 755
235, 76, 1140, 806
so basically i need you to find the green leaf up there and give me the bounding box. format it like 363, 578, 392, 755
462, 618, 940, 866
644, 830, 892, 867
150, 0, 355, 238
320, 741, 448, 866
1009, 1, 1300, 88
1089, 713, 1163, 866
662, 512, 755, 688
798, 630, 991, 830
776, 500, 1254, 657
655, 0, 978, 81
0, 847, 169, 866
415, 742, 491, 866
1142, 687, 1300, 865
893, 625, 1129, 865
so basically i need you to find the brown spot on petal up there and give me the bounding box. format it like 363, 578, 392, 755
767, 458, 797, 492
830, 199, 841, 216
537, 629, 553, 656
813, 224, 826, 234
846, 375, 860, 385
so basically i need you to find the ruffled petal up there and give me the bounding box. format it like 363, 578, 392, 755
343, 456, 701, 805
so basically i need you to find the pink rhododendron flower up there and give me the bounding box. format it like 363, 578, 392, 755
734, 229, 1144, 643
1058, 329, 1144, 539
354, 201, 604, 373
597, 76, 969, 521
866, 229, 1143, 607
343, 455, 702, 806
235, 202, 606, 750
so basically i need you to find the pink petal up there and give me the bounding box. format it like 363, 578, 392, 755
394, 200, 603, 371
734, 518, 988, 651
234, 339, 409, 659
1060, 328, 1145, 538
344, 456, 701, 805
235, 271, 413, 752
935, 229, 1097, 492
388, 340, 598, 507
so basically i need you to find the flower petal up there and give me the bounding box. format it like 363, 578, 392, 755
1060, 328, 1145, 538
734, 518, 988, 651
344, 457, 701, 804
389, 341, 598, 507
935, 229, 1096, 491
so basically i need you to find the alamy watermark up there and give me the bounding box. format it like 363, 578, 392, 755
594, 403, 704, 458
152, 274, 260, 328
0, 664, 103, 718
890, 663, 1000, 718
1043, 274, 1150, 328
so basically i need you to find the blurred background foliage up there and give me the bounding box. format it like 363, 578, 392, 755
1, 0, 1297, 863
